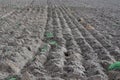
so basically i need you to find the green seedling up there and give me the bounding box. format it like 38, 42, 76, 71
108, 61, 120, 71
32, 57, 36, 61
14, 22, 22, 28
8, 77, 17, 80
16, 23, 21, 27
41, 45, 48, 52
41, 48, 47, 52
0, 18, 2, 20
48, 40, 58, 46
46, 32, 54, 38
113, 24, 118, 27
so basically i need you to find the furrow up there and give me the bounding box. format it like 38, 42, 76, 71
20, 4, 52, 80
63, 7, 120, 61
59, 6, 113, 79
57, 6, 99, 80
0, 5, 48, 79
44, 4, 66, 80
60, 6, 115, 62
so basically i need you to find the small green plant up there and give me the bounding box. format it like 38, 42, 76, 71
6, 77, 17, 80
41, 45, 48, 52
5, 75, 20, 80
108, 61, 120, 71
46, 32, 54, 38
113, 24, 118, 27
16, 23, 21, 27
41, 48, 47, 52
9, 78, 17, 80
0, 18, 2, 20
32, 57, 36, 61
48, 40, 58, 46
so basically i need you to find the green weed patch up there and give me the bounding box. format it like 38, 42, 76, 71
8, 78, 17, 80
45, 32, 54, 38
108, 61, 120, 71
5, 76, 20, 80
48, 40, 58, 46
41, 45, 48, 52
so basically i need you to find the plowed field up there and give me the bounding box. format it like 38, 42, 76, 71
0, 0, 120, 80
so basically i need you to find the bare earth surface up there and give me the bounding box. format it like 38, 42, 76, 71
0, 0, 120, 80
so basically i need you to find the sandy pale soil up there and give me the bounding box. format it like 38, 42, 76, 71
0, 0, 120, 80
